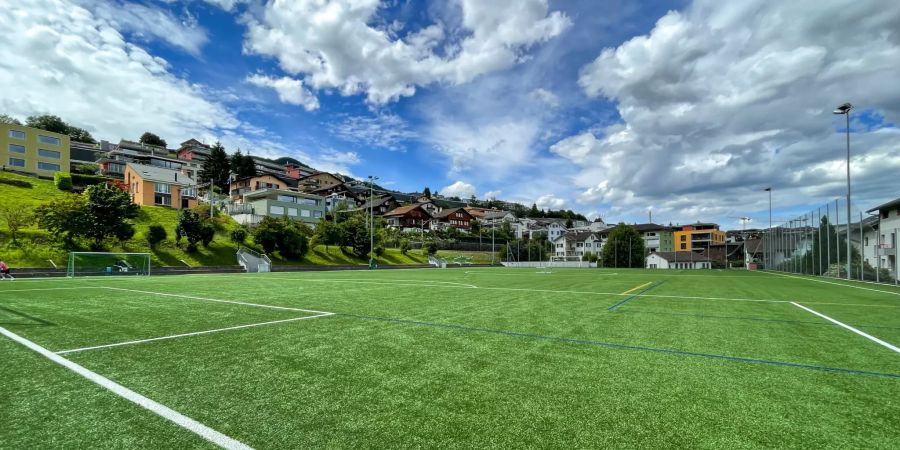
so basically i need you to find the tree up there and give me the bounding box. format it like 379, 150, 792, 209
0, 114, 21, 125
339, 212, 376, 256
423, 187, 432, 199
399, 238, 411, 255
199, 141, 231, 191
139, 132, 167, 148
25, 114, 96, 143
146, 225, 167, 247
601, 223, 646, 268
230, 227, 248, 244
83, 185, 139, 249
528, 203, 541, 218
251, 217, 310, 259
36, 195, 90, 248
230, 150, 256, 179
565, 218, 574, 229
0, 205, 33, 245
313, 218, 341, 251
175, 209, 205, 252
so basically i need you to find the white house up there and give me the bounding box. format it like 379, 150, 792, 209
864, 197, 900, 280
646, 251, 712, 269
482, 210, 516, 226
552, 231, 603, 257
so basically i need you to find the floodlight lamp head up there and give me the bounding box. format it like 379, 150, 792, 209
832, 103, 852, 114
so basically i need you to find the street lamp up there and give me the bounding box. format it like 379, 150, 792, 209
832, 102, 852, 280
367, 175, 379, 269
764, 187, 772, 269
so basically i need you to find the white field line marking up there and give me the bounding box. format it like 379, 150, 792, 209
55, 313, 333, 355
6, 267, 441, 283
463, 271, 620, 276
0, 327, 253, 450
101, 287, 333, 315
286, 278, 479, 289
790, 302, 900, 354
765, 271, 900, 297
0, 287, 97, 293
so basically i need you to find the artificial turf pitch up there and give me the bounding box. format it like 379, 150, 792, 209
2, 268, 899, 449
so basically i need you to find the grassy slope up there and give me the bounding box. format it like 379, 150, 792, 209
0, 171, 449, 267
1, 270, 898, 448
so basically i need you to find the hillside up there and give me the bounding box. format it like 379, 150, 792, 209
0, 171, 428, 268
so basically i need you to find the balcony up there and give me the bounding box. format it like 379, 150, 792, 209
227, 204, 254, 215
877, 244, 896, 256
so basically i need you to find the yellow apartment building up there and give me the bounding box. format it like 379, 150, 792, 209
673, 222, 726, 252
0, 123, 70, 177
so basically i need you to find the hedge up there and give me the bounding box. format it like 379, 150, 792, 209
54, 172, 73, 191
71, 173, 113, 187
0, 178, 32, 188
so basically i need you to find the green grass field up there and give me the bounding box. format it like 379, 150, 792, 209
2, 268, 899, 448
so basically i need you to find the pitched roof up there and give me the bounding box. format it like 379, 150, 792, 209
867, 196, 900, 213
483, 210, 514, 220
651, 251, 712, 263
126, 163, 195, 185
359, 195, 396, 209
433, 207, 470, 219
561, 230, 599, 242
632, 223, 670, 232
383, 204, 432, 217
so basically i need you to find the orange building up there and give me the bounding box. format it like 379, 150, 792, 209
125, 163, 198, 209
673, 223, 726, 252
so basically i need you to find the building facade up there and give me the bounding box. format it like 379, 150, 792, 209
553, 231, 603, 257
229, 189, 326, 226
124, 163, 197, 209
673, 223, 726, 252
646, 251, 712, 269
1, 123, 70, 177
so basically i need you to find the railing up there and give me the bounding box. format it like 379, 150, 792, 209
237, 247, 271, 273
227, 204, 254, 215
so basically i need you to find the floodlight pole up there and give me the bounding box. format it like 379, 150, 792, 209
833, 103, 852, 280
368, 175, 378, 268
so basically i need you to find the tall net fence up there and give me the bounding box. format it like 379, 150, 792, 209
761, 197, 898, 285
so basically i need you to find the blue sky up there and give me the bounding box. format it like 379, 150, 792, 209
1, 0, 898, 230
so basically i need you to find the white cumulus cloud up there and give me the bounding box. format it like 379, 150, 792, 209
246, 74, 320, 111
441, 181, 477, 199
242, 0, 571, 104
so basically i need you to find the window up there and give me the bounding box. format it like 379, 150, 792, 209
8, 157, 25, 167
277, 195, 297, 203
38, 149, 61, 159
8, 143, 25, 154
313, 211, 323, 218
864, 237, 869, 246
288, 208, 298, 217
37, 162, 60, 171
576, 242, 584, 247
38, 135, 60, 146
302, 198, 318, 206
301, 209, 311, 218
680, 243, 686, 250
154, 183, 171, 194
270, 206, 284, 215
680, 235, 686, 241
8, 129, 25, 140
181, 188, 196, 198
155, 194, 171, 206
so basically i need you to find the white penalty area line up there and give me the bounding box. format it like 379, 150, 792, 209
791, 302, 900, 354
0, 327, 253, 450
100, 287, 332, 315
765, 271, 900, 297
55, 313, 333, 355
288, 278, 479, 289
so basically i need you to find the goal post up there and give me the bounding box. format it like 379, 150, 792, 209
548, 255, 594, 269
67, 252, 152, 277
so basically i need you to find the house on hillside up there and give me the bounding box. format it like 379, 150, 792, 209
228, 189, 326, 226
433, 207, 473, 230
356, 194, 400, 217
864, 197, 900, 278
176, 139, 211, 162
284, 162, 316, 179
525, 219, 567, 241
383, 204, 433, 230
229, 174, 298, 202
1, 123, 70, 177
99, 148, 188, 179
646, 251, 712, 269
124, 163, 197, 209
552, 231, 603, 257
632, 223, 675, 253
295, 172, 345, 192
482, 210, 516, 226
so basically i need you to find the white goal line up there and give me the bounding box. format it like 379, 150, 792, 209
791, 302, 900, 354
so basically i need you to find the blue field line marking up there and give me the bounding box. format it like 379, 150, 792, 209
334, 313, 900, 379
607, 280, 666, 311
614, 309, 900, 331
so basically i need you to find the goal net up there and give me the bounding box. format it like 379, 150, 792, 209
67, 252, 151, 277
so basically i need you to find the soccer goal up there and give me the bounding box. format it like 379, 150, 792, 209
67, 252, 151, 277
541, 255, 594, 272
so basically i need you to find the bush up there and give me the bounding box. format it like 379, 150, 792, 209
71, 163, 98, 175
374, 246, 385, 256
252, 216, 310, 259
200, 223, 215, 247
71, 173, 112, 187
423, 240, 438, 256
146, 224, 167, 247
230, 227, 247, 244
399, 238, 410, 255
54, 172, 73, 191
0, 178, 32, 188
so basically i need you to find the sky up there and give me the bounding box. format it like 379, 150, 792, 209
1, 0, 898, 230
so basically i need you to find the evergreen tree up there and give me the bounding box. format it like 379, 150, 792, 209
423, 187, 432, 199
230, 150, 257, 179
199, 141, 231, 191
